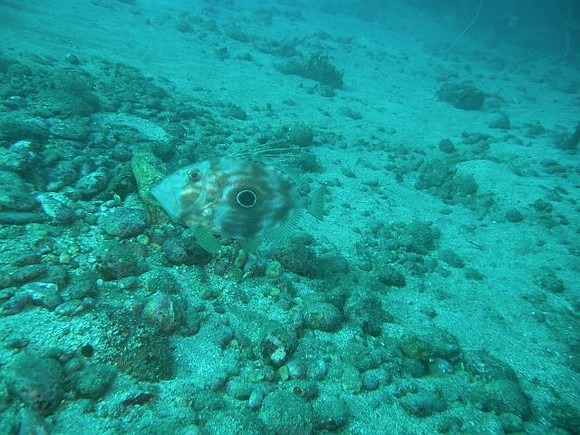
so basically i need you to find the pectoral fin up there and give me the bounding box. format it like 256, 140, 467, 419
195, 226, 221, 254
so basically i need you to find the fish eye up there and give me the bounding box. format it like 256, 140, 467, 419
236, 189, 257, 208
188, 171, 201, 182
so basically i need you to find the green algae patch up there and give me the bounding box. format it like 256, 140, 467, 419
131, 149, 167, 222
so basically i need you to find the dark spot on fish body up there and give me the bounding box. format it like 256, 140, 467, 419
235, 189, 257, 208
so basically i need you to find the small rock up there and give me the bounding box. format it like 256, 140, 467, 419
260, 326, 297, 368
505, 208, 524, 223
400, 390, 447, 417
142, 292, 183, 333
100, 207, 149, 238
21, 282, 63, 310
35, 192, 77, 223
0, 212, 46, 225
65, 53, 80, 65
288, 123, 314, 147
471, 379, 530, 419
259, 390, 314, 434
303, 302, 343, 332
72, 364, 117, 399
487, 113, 511, 129
437, 82, 485, 110
76, 168, 109, 199
0, 171, 37, 211
5, 353, 64, 415
313, 395, 350, 431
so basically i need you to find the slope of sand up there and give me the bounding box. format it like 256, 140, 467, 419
0, 0, 578, 433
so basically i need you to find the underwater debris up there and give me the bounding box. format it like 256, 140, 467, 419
437, 82, 485, 110
121, 392, 155, 407
557, 122, 580, 151
276, 52, 344, 89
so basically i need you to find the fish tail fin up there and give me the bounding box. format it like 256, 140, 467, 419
307, 185, 326, 221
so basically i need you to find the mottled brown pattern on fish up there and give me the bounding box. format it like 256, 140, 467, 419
154, 158, 304, 241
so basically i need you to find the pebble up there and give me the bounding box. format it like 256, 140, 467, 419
312, 395, 350, 431
340, 364, 362, 394
11, 265, 47, 284
259, 390, 314, 434
308, 359, 328, 380
35, 192, 77, 223
260, 326, 297, 368
285, 359, 308, 380
72, 363, 117, 399
5, 352, 64, 415
303, 302, 343, 332
0, 212, 46, 225
21, 282, 63, 310
399, 390, 447, 417
248, 388, 266, 411
75, 168, 109, 199
100, 207, 149, 238
142, 292, 183, 333
54, 299, 84, 317
0, 170, 37, 211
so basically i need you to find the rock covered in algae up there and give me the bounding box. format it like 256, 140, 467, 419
130, 149, 167, 223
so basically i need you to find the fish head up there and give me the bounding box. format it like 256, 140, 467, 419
151, 161, 220, 228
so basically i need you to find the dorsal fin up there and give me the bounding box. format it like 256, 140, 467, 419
231, 139, 299, 164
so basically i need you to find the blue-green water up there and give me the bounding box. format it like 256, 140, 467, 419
0, 0, 578, 433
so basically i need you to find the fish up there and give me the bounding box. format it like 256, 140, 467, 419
151, 158, 325, 253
